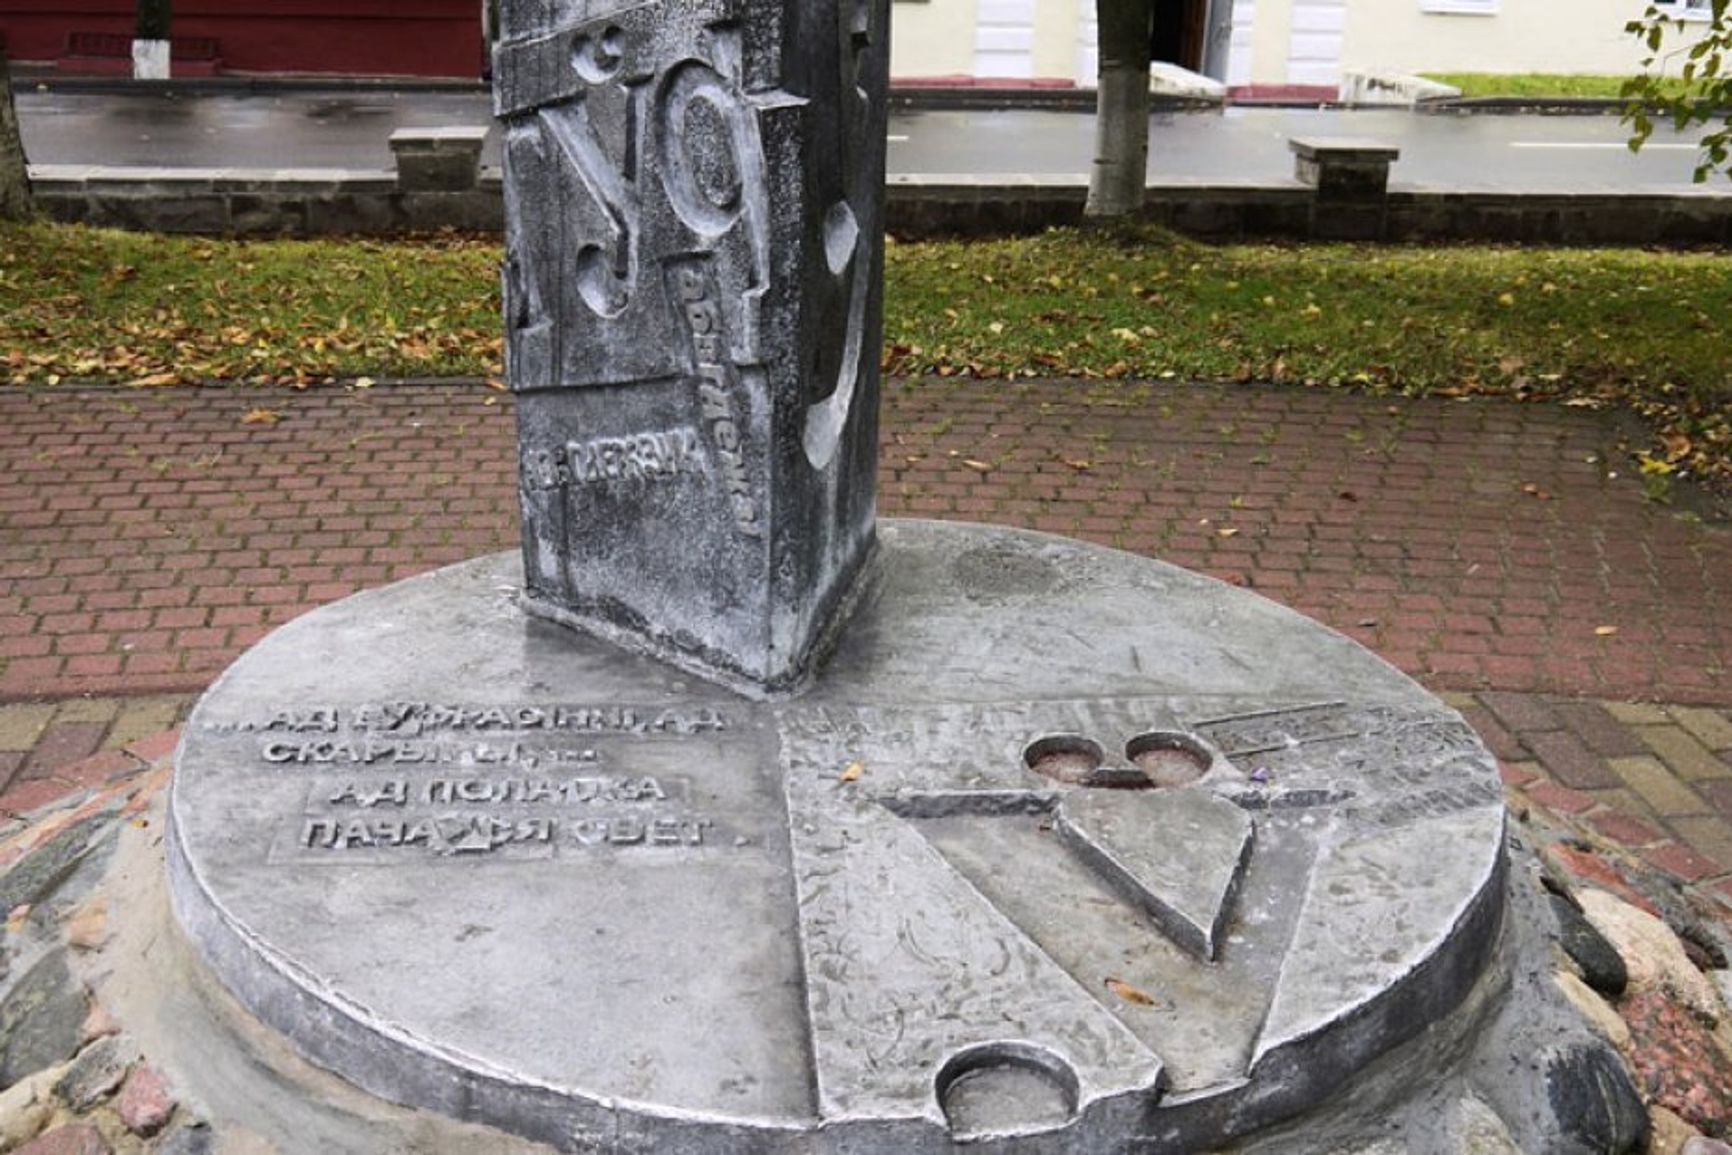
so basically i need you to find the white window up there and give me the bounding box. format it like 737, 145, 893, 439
1419, 0, 1499, 14
1656, 0, 1714, 19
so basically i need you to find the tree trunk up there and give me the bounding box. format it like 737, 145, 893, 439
1086, 0, 1152, 219
0, 43, 32, 221
135, 0, 172, 79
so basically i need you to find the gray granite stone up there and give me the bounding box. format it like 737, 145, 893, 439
496, 0, 891, 694
1441, 1094, 1522, 1154
1540, 1043, 1648, 1153
0, 822, 101, 919
168, 522, 1507, 1152
1548, 892, 1628, 999
0, 951, 86, 1088
53, 1036, 136, 1112
153, 1124, 213, 1155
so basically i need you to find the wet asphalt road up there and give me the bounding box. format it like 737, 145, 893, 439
14, 86, 1722, 193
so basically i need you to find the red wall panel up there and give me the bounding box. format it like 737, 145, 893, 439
0, 0, 485, 78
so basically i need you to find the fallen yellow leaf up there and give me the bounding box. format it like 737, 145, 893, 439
1105, 977, 1157, 1006
241, 408, 283, 425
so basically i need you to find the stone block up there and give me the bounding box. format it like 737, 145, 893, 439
389, 127, 489, 193
1339, 70, 1460, 107
1310, 204, 1386, 242
1602, 701, 1672, 726
1170, 198, 1245, 239
11, 1124, 110, 1155
1241, 195, 1311, 237
1290, 137, 1400, 202
90, 196, 230, 235
1642, 725, 1730, 782
116, 1064, 175, 1136
304, 195, 406, 237
400, 191, 503, 234
1608, 755, 1709, 817
498, 0, 891, 693
227, 195, 305, 236
0, 952, 86, 1089
53, 1036, 134, 1111
1672, 706, 1732, 753
0, 705, 56, 753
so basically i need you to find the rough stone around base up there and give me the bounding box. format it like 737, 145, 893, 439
496, 1, 891, 694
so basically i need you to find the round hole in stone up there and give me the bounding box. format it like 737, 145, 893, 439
936, 1043, 1080, 1140
1023, 735, 1105, 785
1125, 731, 1213, 787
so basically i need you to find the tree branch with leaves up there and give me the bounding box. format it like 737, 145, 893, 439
1624, 0, 1732, 181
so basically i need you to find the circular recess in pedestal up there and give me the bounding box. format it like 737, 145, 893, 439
167, 520, 1506, 1154
1126, 730, 1214, 787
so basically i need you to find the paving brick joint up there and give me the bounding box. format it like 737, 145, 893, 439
0, 379, 1727, 921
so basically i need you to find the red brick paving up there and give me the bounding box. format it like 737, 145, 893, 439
0, 727, 183, 818
0, 380, 1727, 704
21, 721, 106, 778
0, 380, 1725, 928
2, 379, 1731, 919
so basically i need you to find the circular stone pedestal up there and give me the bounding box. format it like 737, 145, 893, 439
168, 520, 1506, 1154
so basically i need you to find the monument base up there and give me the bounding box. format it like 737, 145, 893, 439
168, 520, 1515, 1153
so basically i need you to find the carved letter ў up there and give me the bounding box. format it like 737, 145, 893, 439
498, 0, 891, 695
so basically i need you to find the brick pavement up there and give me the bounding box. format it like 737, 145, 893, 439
1440, 692, 1732, 919
1, 381, 1725, 705
0, 379, 1729, 914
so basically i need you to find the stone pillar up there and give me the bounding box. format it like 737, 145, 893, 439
495, 2, 890, 696
1290, 135, 1399, 241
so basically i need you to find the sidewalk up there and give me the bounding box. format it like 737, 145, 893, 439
0, 378, 1728, 913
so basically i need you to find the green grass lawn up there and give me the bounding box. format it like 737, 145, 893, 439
1420, 72, 1705, 101
1, 221, 1726, 483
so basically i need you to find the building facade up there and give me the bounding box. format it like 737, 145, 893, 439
891, 0, 1715, 97
0, 0, 1714, 87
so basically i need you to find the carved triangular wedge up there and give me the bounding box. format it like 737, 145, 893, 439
1056, 789, 1254, 962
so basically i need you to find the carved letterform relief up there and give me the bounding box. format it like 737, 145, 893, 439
498, 0, 891, 692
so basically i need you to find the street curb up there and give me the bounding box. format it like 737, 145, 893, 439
26, 164, 1732, 245
21, 73, 1723, 117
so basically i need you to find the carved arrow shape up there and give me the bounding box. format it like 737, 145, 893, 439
1056, 788, 1254, 962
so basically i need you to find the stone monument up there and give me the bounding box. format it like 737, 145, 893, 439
497, 0, 887, 694
161, 3, 1560, 1152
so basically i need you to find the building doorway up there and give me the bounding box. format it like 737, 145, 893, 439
1150, 0, 1236, 81
1151, 0, 1207, 72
